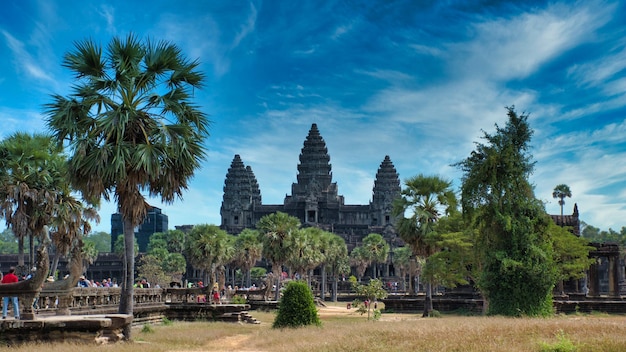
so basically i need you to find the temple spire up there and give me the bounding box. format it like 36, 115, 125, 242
371, 155, 401, 226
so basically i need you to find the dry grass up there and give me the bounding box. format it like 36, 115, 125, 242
1, 304, 626, 352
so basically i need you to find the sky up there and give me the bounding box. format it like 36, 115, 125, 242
1, 0, 625, 235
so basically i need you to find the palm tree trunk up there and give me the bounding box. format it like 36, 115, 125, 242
29, 234, 35, 271
272, 263, 281, 301
321, 264, 327, 301
119, 218, 135, 341
18, 237, 25, 269
51, 251, 61, 277
423, 281, 433, 317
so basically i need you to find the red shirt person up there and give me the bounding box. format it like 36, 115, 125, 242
1, 267, 20, 319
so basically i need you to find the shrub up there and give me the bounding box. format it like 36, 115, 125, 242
538, 330, 577, 352
141, 324, 155, 333
272, 280, 321, 329
231, 294, 247, 304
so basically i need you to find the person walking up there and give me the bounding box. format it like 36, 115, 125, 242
1, 267, 20, 320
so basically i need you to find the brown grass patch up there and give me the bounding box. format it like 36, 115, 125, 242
1, 304, 625, 352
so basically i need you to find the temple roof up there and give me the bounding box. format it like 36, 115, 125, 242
295, 123, 332, 189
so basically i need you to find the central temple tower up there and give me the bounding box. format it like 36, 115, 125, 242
220, 123, 401, 248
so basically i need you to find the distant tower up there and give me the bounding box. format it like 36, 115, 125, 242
284, 123, 341, 224
220, 154, 262, 233
370, 155, 401, 226
110, 206, 168, 253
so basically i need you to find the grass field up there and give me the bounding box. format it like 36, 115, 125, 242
1, 304, 625, 351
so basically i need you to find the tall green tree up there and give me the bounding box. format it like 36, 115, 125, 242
457, 107, 557, 316
232, 229, 263, 288
392, 174, 456, 317
49, 189, 99, 276
550, 222, 594, 295
361, 233, 389, 279
45, 34, 209, 338
84, 231, 112, 253
552, 184, 572, 218
257, 212, 300, 300
186, 224, 232, 289
350, 246, 371, 282
319, 230, 348, 301
0, 133, 66, 273
286, 227, 324, 283
392, 246, 412, 291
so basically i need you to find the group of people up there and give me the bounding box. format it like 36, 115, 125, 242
78, 276, 118, 288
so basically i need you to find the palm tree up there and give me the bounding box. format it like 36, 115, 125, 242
0, 133, 65, 274
392, 246, 412, 291
392, 174, 456, 317
186, 224, 231, 289
286, 228, 324, 283
49, 189, 99, 277
233, 229, 263, 288
350, 246, 370, 282
45, 34, 209, 338
361, 233, 389, 279
552, 184, 572, 218
319, 231, 348, 301
257, 212, 300, 300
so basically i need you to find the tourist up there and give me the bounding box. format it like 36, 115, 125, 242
212, 289, 221, 304
78, 275, 90, 288
1, 267, 20, 320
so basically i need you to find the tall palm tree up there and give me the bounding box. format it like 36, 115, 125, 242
350, 246, 371, 282
552, 184, 572, 218
361, 233, 389, 279
233, 229, 263, 288
286, 228, 323, 283
319, 231, 348, 301
392, 174, 456, 317
392, 246, 412, 291
45, 34, 209, 338
186, 224, 231, 289
0, 133, 65, 274
256, 212, 300, 300
49, 189, 99, 277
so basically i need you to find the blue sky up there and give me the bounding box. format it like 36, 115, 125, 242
1, 0, 625, 234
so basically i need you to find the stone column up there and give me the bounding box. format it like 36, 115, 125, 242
609, 255, 620, 298
588, 260, 600, 297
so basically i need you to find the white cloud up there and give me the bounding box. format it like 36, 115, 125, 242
99, 5, 116, 35
449, 1, 614, 81
2, 30, 55, 83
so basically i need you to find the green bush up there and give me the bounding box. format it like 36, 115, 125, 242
231, 295, 247, 304
538, 330, 577, 352
272, 280, 321, 329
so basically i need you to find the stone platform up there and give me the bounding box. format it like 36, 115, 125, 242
0, 314, 132, 345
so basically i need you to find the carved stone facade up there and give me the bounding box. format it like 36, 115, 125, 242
220, 123, 401, 248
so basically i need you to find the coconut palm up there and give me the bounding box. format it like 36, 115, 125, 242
257, 212, 300, 300
552, 184, 572, 218
392, 174, 456, 317
45, 34, 208, 338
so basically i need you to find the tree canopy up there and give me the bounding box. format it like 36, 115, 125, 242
457, 107, 556, 316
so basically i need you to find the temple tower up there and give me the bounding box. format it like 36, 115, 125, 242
220, 154, 261, 233
284, 123, 341, 224
370, 155, 401, 227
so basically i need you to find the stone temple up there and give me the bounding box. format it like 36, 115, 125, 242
220, 123, 401, 249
